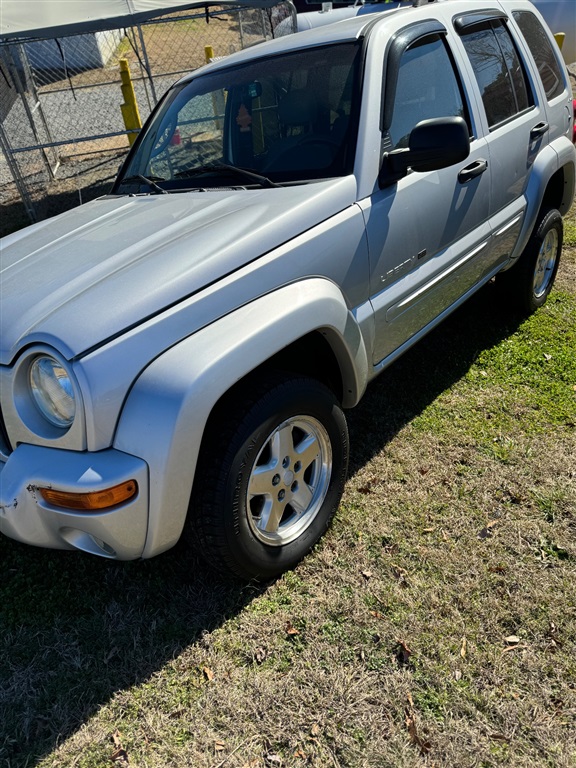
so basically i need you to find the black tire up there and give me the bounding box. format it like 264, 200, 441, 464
499, 208, 563, 314
188, 375, 349, 580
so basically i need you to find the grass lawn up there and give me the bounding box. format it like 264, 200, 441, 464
1, 205, 575, 767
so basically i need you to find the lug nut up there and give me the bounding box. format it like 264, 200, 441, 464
278, 489, 286, 501
272, 474, 281, 486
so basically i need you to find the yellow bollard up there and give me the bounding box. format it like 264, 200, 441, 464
205, 45, 215, 64
554, 32, 565, 50
119, 58, 142, 146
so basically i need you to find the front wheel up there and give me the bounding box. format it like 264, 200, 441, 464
188, 375, 349, 580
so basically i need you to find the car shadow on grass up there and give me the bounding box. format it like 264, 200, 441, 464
0, 278, 528, 767
346, 278, 528, 475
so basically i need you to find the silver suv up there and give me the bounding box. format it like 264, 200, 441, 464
1, 0, 574, 579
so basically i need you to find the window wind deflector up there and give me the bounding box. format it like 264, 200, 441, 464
175, 163, 280, 189
454, 10, 507, 34
382, 20, 447, 132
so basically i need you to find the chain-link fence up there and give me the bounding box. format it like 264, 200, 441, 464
0, 3, 295, 236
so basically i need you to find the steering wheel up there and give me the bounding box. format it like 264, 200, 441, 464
150, 115, 178, 158
263, 135, 340, 173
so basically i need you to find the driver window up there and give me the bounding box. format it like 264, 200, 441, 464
388, 36, 469, 150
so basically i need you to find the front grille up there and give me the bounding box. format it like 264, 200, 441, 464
0, 404, 12, 460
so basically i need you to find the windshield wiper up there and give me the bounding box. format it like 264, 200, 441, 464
175, 163, 279, 188
120, 174, 168, 194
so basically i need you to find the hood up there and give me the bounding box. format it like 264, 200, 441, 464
0, 178, 355, 364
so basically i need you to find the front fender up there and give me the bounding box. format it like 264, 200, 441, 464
113, 278, 369, 558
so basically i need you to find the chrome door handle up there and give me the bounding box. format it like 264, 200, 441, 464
458, 159, 488, 183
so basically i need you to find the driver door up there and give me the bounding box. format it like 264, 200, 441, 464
361, 28, 494, 364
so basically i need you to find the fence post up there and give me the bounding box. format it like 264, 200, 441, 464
0, 120, 37, 223
136, 24, 158, 105
119, 58, 142, 146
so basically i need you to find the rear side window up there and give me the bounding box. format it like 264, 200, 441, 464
513, 10, 565, 101
460, 20, 532, 128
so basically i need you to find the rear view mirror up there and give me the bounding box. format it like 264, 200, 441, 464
380, 116, 470, 185
247, 81, 262, 99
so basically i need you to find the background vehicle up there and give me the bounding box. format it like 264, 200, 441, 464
294, 0, 576, 65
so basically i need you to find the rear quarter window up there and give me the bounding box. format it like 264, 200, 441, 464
513, 10, 565, 101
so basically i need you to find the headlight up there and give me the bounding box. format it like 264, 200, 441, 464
29, 356, 76, 428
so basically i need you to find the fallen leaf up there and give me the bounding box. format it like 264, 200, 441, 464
110, 735, 129, 765
460, 637, 467, 658
397, 639, 412, 665
370, 610, 385, 620
418, 467, 430, 476
504, 635, 520, 644
358, 484, 372, 494
254, 646, 268, 664
265, 752, 282, 765
203, 666, 214, 681
405, 693, 432, 755
501, 643, 528, 654
479, 519, 500, 538
310, 723, 321, 737
111, 747, 129, 765
381, 538, 399, 555
361, 570, 373, 580
453, 669, 462, 681
214, 740, 226, 752
543, 353, 552, 361
285, 621, 299, 636
293, 748, 307, 759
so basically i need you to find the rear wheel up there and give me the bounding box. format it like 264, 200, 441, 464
188, 375, 349, 580
499, 208, 562, 313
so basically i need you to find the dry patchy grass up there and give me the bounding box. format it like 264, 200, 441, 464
1, 213, 575, 768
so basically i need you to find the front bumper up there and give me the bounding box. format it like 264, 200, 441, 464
0, 444, 149, 559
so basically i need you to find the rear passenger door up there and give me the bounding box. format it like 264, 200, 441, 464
454, 11, 545, 262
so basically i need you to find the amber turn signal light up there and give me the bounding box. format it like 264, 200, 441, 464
39, 480, 138, 511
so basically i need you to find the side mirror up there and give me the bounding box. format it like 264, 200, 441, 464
380, 116, 470, 186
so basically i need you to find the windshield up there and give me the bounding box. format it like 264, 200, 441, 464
117, 42, 362, 192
